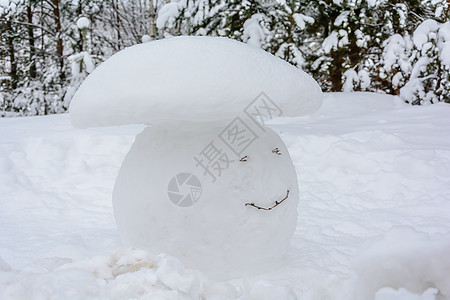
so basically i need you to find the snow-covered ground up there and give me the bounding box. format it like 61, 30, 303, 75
0, 92, 449, 299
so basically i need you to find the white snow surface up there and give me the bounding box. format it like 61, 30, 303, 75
69, 36, 322, 128
1, 92, 450, 299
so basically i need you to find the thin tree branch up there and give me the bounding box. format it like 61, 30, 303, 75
245, 189, 290, 211
5, 20, 54, 35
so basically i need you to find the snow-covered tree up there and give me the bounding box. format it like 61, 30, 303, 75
63, 16, 95, 108
156, 0, 227, 37
269, 1, 314, 67
303, 0, 380, 91
370, 0, 448, 95
377, 33, 414, 95
400, 19, 450, 104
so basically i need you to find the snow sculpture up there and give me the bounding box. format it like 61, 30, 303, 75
69, 36, 322, 279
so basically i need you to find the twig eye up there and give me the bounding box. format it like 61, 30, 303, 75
272, 148, 281, 155
240, 155, 248, 162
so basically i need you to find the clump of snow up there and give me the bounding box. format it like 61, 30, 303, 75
113, 120, 299, 279
141, 34, 151, 43
355, 29, 370, 48
242, 14, 268, 48
69, 52, 95, 74
438, 21, 450, 68
343, 69, 371, 92
322, 31, 339, 53
69, 36, 322, 128
358, 69, 370, 89
367, 0, 378, 7
156, 2, 180, 29
292, 13, 314, 30
352, 227, 450, 300
322, 29, 349, 53
413, 19, 439, 50
63, 52, 95, 108
375, 287, 438, 300
76, 16, 90, 29
381, 34, 412, 75
334, 11, 349, 27
0, 0, 18, 17
343, 69, 359, 92
0, 248, 296, 299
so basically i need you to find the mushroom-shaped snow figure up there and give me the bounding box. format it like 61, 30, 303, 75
70, 36, 322, 280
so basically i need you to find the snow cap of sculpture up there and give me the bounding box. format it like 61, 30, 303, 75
69, 36, 323, 280
69, 36, 322, 128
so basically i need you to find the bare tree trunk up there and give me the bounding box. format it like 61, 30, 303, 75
76, 1, 83, 52
330, 51, 343, 91
76, 1, 84, 73
112, 0, 122, 50
53, 0, 65, 83
0, 24, 6, 89
6, 20, 17, 89
149, 0, 156, 39
447, 0, 450, 19
27, 3, 37, 79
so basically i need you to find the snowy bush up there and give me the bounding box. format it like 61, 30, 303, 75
378, 34, 413, 95
399, 20, 450, 105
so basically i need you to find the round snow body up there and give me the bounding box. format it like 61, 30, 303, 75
113, 120, 299, 280
76, 16, 90, 29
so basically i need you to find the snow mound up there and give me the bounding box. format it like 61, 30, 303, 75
352, 227, 450, 300
0, 248, 296, 299
69, 36, 322, 128
375, 287, 438, 300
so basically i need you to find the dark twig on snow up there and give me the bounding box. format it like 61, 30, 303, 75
272, 148, 281, 155
245, 190, 290, 211
240, 155, 248, 162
